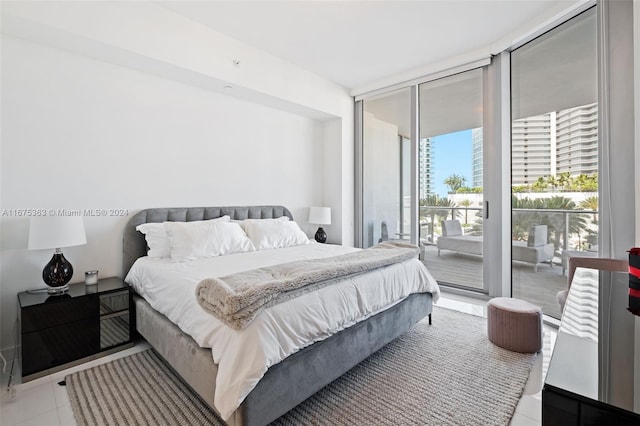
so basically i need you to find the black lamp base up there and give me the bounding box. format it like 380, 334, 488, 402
47, 284, 70, 295
314, 227, 327, 243
43, 251, 73, 294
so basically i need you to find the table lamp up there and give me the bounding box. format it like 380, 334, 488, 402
28, 216, 87, 294
308, 207, 331, 243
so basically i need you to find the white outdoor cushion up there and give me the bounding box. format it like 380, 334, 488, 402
527, 225, 548, 247
442, 220, 463, 237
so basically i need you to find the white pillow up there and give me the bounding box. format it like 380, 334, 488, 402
164, 220, 254, 261
232, 216, 289, 231
137, 216, 230, 259
210, 222, 256, 256
244, 219, 310, 250
136, 223, 171, 259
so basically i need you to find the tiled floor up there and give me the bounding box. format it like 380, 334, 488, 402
1, 292, 555, 426
438, 293, 556, 426
0, 342, 151, 426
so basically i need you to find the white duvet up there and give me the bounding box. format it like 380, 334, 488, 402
125, 243, 440, 420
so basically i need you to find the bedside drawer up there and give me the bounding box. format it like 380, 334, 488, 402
21, 296, 98, 333
99, 288, 131, 350
100, 290, 129, 314
100, 313, 130, 350
22, 318, 99, 376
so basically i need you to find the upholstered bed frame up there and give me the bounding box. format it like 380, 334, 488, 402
123, 206, 433, 426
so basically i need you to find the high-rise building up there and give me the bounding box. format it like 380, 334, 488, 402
555, 103, 598, 175
434, 103, 597, 196
511, 112, 555, 186
419, 137, 434, 199
509, 103, 598, 186
471, 128, 483, 188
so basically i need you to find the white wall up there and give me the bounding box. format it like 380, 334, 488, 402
320, 118, 345, 245
0, 35, 324, 352
363, 113, 401, 247
1, 1, 349, 119
0, 2, 355, 354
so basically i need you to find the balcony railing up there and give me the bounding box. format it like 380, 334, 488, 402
419, 205, 598, 254
512, 208, 598, 253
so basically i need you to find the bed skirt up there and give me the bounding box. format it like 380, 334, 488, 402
134, 292, 433, 426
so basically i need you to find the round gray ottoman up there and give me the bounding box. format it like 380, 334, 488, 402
487, 297, 542, 353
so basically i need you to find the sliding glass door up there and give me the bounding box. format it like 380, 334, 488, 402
361, 88, 414, 248
355, 4, 627, 319
359, 68, 488, 293
419, 69, 485, 291
511, 7, 597, 318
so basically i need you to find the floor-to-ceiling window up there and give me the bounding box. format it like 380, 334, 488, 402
511, 7, 598, 319
361, 88, 412, 248
358, 66, 491, 292
418, 69, 486, 292
356, 3, 637, 321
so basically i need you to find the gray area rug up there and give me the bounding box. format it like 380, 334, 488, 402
66, 307, 537, 425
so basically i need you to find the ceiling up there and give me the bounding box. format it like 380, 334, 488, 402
159, 0, 583, 93
364, 6, 596, 138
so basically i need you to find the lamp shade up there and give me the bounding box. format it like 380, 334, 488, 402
28, 216, 87, 250
308, 207, 331, 225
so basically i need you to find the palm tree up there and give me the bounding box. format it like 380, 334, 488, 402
532, 177, 547, 192
420, 195, 458, 243
573, 173, 598, 191
511, 196, 538, 241
583, 173, 598, 191
542, 196, 587, 251
443, 174, 466, 193
512, 195, 588, 252
546, 175, 560, 191
459, 199, 473, 224
579, 196, 599, 248
579, 196, 598, 221
574, 174, 589, 191
556, 172, 571, 191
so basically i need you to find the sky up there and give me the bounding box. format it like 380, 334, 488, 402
431, 129, 473, 197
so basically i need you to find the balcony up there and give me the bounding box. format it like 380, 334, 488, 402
421, 244, 566, 318
418, 205, 598, 320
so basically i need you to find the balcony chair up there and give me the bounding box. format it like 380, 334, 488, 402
557, 256, 628, 313
511, 224, 555, 272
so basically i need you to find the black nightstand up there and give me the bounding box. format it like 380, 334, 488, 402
18, 277, 134, 382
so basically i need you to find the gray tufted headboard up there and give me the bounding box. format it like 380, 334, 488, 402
122, 205, 294, 276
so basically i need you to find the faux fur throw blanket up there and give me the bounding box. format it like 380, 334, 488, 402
196, 241, 420, 330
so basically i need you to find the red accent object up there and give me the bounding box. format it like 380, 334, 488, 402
630, 248, 640, 317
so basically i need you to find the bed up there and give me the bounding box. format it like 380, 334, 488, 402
123, 206, 439, 426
